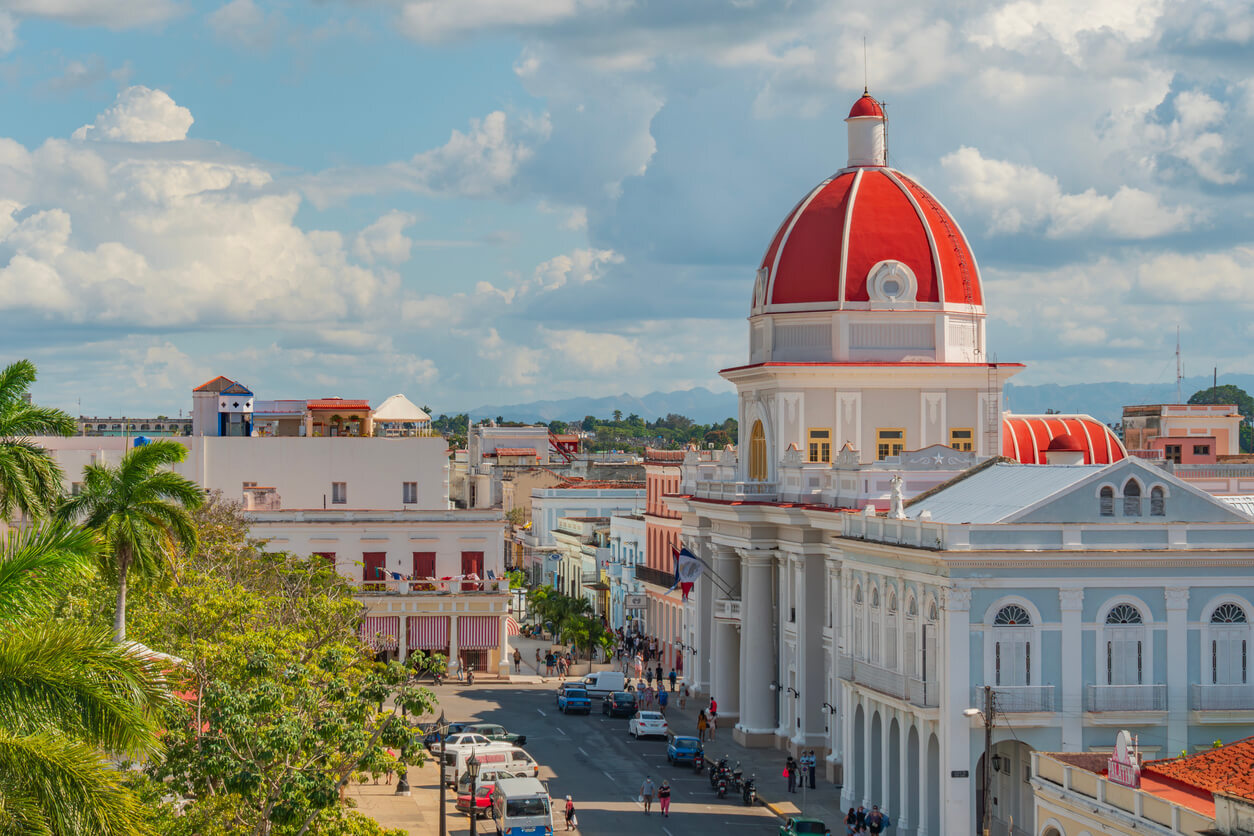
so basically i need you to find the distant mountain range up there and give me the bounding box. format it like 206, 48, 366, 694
466, 375, 1254, 426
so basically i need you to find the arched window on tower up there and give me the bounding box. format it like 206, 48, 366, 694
853, 584, 865, 659
1123, 480, 1142, 517
886, 590, 899, 670
1099, 486, 1114, 517
870, 586, 882, 664
1211, 603, 1249, 685
1105, 603, 1145, 685
993, 604, 1032, 687
905, 595, 918, 678
1150, 486, 1165, 516
749, 420, 767, 481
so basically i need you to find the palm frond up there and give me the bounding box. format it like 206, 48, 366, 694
0, 524, 98, 623
0, 729, 153, 836
0, 404, 77, 440
0, 361, 38, 410
0, 624, 172, 758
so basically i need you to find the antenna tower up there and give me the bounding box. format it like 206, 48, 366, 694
1175, 326, 1183, 404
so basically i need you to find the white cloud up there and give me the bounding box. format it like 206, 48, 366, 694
941, 146, 1196, 238
72, 86, 193, 143
353, 211, 416, 265
2, 0, 181, 28
968, 0, 1165, 56
0, 12, 16, 53
531, 248, 622, 290
207, 0, 278, 48
398, 0, 580, 43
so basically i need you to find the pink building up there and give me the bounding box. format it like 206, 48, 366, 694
1123, 404, 1241, 463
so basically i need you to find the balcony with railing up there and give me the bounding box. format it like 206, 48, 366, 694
353, 577, 508, 596
713, 598, 741, 622
634, 564, 675, 588
907, 677, 939, 708
1086, 684, 1167, 712
1190, 683, 1254, 711
973, 685, 1056, 713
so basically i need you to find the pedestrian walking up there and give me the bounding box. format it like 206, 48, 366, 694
785, 755, 798, 794
639, 777, 655, 814
809, 749, 818, 788
535, 648, 542, 671
856, 805, 867, 831
658, 779, 672, 817
867, 805, 886, 835
513, 648, 522, 673
655, 663, 663, 686
680, 684, 688, 709
668, 669, 677, 691
645, 667, 653, 688
564, 795, 576, 830
708, 712, 717, 739
658, 688, 668, 714
633, 653, 643, 680
846, 808, 858, 835
697, 710, 708, 742
453, 658, 463, 681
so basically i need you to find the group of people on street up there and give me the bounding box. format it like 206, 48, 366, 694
783, 750, 820, 792
637, 776, 672, 816
845, 804, 892, 834
539, 649, 576, 678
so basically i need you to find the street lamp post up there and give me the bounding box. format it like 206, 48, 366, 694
438, 711, 447, 836
467, 751, 481, 836
965, 685, 996, 836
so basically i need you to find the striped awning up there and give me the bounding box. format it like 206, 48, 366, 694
505, 616, 521, 637
408, 616, 449, 650
457, 615, 500, 650
359, 616, 400, 650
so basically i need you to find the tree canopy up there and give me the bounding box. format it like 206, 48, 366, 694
1189, 385, 1254, 453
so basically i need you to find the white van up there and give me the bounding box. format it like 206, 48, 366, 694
443, 745, 538, 787
490, 776, 553, 836
581, 671, 626, 698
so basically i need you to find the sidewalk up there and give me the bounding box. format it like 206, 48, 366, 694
346, 757, 443, 835
659, 690, 848, 828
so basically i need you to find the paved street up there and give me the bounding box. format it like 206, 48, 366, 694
420, 681, 782, 836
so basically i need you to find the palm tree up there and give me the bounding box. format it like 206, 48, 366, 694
0, 523, 172, 835
0, 359, 76, 520
60, 440, 204, 642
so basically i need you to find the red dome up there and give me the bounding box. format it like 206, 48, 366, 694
758, 168, 983, 310
1002, 416, 1127, 465
1046, 433, 1085, 452
848, 93, 884, 118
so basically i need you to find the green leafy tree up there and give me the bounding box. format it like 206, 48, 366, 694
129, 496, 434, 835
1190, 385, 1254, 452
0, 523, 172, 836
0, 359, 77, 520
60, 440, 205, 641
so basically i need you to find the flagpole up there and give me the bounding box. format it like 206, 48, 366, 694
676, 543, 739, 598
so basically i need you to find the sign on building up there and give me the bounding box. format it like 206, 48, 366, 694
1107, 729, 1141, 788
625, 594, 647, 609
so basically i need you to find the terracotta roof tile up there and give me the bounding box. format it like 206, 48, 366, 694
1145, 736, 1254, 802
307, 399, 370, 410
193, 375, 236, 393
493, 448, 540, 457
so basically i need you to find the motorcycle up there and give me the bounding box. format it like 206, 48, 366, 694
716, 772, 728, 798
466, 666, 475, 686
741, 775, 757, 806
692, 752, 704, 775
709, 756, 729, 789
730, 761, 744, 792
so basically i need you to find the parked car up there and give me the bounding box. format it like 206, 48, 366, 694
628, 710, 669, 739
455, 783, 496, 817
554, 682, 578, 706
581, 671, 626, 697
601, 691, 637, 718
422, 721, 471, 750
465, 723, 527, 747
557, 687, 592, 714
779, 817, 827, 836
666, 734, 703, 765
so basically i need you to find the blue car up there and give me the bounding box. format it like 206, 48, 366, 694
557, 687, 591, 714
666, 734, 704, 765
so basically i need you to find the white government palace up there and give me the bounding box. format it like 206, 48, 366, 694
670, 92, 1254, 836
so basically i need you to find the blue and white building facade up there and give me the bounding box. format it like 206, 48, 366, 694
608, 512, 646, 631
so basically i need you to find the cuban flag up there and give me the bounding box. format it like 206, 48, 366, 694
669, 545, 704, 601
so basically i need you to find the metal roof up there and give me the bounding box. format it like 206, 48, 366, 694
1217, 495, 1254, 520
908, 463, 1105, 524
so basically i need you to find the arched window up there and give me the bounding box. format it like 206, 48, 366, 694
927, 600, 938, 622
749, 420, 767, 481
905, 595, 918, 677
886, 590, 899, 669
1150, 486, 1165, 516
993, 605, 1032, 686
1211, 603, 1249, 685
869, 586, 882, 664
1105, 603, 1145, 685
1099, 486, 1114, 517
1123, 479, 1142, 517
870, 587, 880, 609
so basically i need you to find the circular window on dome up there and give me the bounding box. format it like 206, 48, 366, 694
867, 260, 918, 304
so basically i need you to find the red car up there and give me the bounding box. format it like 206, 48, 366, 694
455, 783, 495, 817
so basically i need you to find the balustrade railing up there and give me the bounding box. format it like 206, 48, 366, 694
352, 577, 507, 596
1086, 684, 1166, 712
1190, 683, 1254, 711
973, 685, 1056, 713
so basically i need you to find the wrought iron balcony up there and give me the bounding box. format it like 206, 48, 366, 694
1190, 683, 1254, 711
973, 685, 1056, 713
634, 564, 674, 588
1086, 684, 1166, 712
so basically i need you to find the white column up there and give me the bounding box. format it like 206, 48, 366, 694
1166, 587, 1189, 755
940, 586, 972, 836
711, 545, 741, 722
840, 688, 855, 809
1060, 588, 1084, 751
695, 539, 715, 695
794, 551, 827, 749
498, 612, 512, 677
916, 720, 930, 836
897, 716, 910, 832
826, 559, 843, 779
448, 613, 460, 674
862, 698, 873, 807
736, 550, 778, 743
399, 614, 409, 663
881, 709, 891, 814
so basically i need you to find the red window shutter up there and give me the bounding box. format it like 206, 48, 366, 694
461, 552, 484, 576
413, 552, 436, 578
315, 552, 335, 565
363, 552, 387, 581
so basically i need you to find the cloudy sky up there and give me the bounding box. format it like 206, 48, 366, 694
1, 0, 1251, 417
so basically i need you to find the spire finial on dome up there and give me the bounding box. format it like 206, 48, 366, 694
845, 91, 886, 167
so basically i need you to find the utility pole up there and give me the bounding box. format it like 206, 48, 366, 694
439, 710, 447, 836
982, 685, 994, 836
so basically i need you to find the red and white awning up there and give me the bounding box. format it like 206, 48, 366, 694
458, 615, 500, 650
359, 616, 400, 650
505, 616, 521, 637
408, 616, 450, 650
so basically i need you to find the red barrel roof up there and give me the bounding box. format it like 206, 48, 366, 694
1002, 415, 1127, 465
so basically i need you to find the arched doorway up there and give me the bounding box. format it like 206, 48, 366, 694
852, 704, 865, 804
977, 740, 1036, 836
870, 711, 883, 804
926, 733, 940, 835
906, 725, 920, 831
888, 717, 901, 820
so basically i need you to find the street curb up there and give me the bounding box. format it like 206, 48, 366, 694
763, 799, 799, 821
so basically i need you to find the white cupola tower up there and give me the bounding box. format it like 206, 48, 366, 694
845, 90, 886, 167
